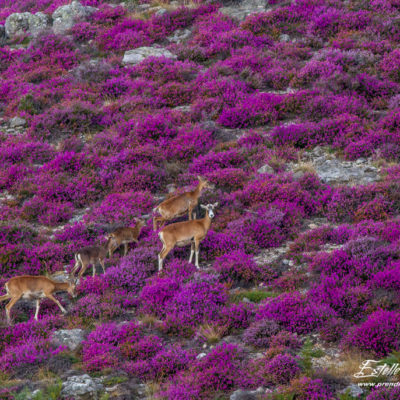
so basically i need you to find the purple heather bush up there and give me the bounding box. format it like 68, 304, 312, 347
104, 250, 157, 293
366, 387, 400, 400
243, 319, 280, 348
278, 376, 334, 400
217, 302, 255, 332
83, 320, 195, 380
162, 343, 253, 399
2, 0, 400, 396
82, 322, 142, 371
343, 310, 400, 357
163, 274, 228, 336
309, 274, 371, 321
0, 338, 66, 372
218, 93, 284, 128
213, 250, 265, 283
262, 353, 301, 385
124, 344, 195, 381
138, 275, 181, 317
0, 316, 65, 371
256, 292, 337, 334
85, 190, 154, 225
269, 331, 302, 350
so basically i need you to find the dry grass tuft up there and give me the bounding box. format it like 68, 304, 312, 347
139, 314, 161, 327
327, 351, 369, 383
293, 161, 316, 175
145, 381, 161, 399
197, 323, 227, 344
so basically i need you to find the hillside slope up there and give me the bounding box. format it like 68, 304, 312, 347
1, 0, 400, 398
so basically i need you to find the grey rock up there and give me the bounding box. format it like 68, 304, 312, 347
50, 270, 71, 283
173, 105, 191, 113
122, 46, 176, 65
5, 12, 50, 38
314, 158, 379, 185
51, 329, 86, 351
279, 33, 290, 42
9, 116, 26, 128
222, 335, 240, 344
292, 170, 305, 181
61, 374, 103, 399
339, 384, 363, 397
230, 387, 265, 400
257, 164, 274, 174
253, 245, 288, 266
312, 145, 324, 157
196, 352, 207, 359
52, 1, 97, 35
290, 146, 380, 185
155, 8, 168, 16
166, 183, 177, 193
168, 28, 191, 43
220, 0, 269, 21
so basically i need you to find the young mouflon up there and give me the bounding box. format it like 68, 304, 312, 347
153, 176, 211, 231
0, 275, 77, 325
157, 203, 218, 271
107, 218, 146, 256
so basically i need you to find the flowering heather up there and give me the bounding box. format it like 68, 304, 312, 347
162, 344, 252, 399
276, 376, 334, 400
163, 274, 228, 336
214, 250, 265, 283
1, 0, 400, 396
256, 292, 337, 334
263, 353, 301, 385
243, 319, 280, 348
344, 310, 400, 357
366, 387, 400, 400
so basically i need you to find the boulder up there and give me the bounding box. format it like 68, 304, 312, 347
314, 158, 379, 185
220, 0, 269, 21
257, 164, 274, 174
339, 384, 363, 397
61, 374, 103, 400
5, 12, 50, 39
168, 28, 191, 43
279, 33, 290, 42
122, 46, 177, 65
52, 1, 97, 35
51, 329, 86, 351
230, 387, 265, 400
290, 146, 380, 185
9, 116, 26, 128
155, 8, 168, 16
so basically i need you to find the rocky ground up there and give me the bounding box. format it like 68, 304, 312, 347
1, 0, 400, 398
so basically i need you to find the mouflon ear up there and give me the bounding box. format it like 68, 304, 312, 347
213, 202, 219, 207
200, 204, 206, 209
198, 175, 204, 182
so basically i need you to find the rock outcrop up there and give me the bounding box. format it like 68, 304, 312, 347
5, 12, 50, 39
51, 329, 86, 351
220, 0, 269, 21
52, 1, 97, 35
61, 374, 103, 399
122, 46, 177, 65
